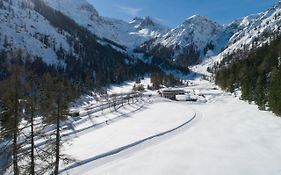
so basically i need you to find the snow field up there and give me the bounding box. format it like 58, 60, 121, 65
65, 80, 281, 175
62, 100, 196, 174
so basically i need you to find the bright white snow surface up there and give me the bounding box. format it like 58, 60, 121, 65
62, 79, 281, 175
107, 77, 152, 94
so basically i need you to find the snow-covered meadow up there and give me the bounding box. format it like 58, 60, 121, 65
60, 78, 281, 175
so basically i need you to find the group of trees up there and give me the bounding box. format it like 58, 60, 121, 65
175, 44, 200, 66
215, 35, 281, 116
134, 42, 191, 74
149, 70, 183, 90
0, 49, 77, 174
0, 49, 151, 174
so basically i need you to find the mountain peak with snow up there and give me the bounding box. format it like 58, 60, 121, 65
143, 14, 225, 58
43, 0, 99, 20
138, 17, 156, 29
136, 14, 231, 67
186, 14, 212, 22
182, 14, 222, 30
130, 16, 169, 31
129, 16, 170, 39
274, 0, 281, 8
216, 0, 281, 61
40, 0, 169, 50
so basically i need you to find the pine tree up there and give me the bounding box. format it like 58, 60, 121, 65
25, 73, 39, 175
3, 35, 9, 48
241, 77, 252, 103
0, 66, 22, 175
255, 74, 266, 110
269, 67, 281, 115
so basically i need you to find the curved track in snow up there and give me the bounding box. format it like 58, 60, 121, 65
61, 106, 201, 174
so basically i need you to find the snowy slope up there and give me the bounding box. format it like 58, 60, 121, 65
157, 15, 225, 56
42, 0, 170, 50
226, 3, 281, 53
0, 0, 70, 65
183, 1, 281, 75
207, 1, 281, 66
129, 17, 170, 38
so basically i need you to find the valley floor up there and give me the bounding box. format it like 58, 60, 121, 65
61, 79, 281, 175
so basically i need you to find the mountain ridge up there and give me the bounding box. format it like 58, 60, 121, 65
1, 0, 281, 74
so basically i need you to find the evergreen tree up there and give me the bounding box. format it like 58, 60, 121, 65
255, 74, 266, 110
241, 77, 252, 102
269, 67, 281, 115
215, 34, 281, 116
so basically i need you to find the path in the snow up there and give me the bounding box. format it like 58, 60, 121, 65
61, 100, 197, 174
61, 112, 197, 173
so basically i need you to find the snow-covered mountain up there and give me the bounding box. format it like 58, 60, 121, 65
2, 0, 281, 73
157, 15, 225, 55
137, 2, 281, 68
129, 16, 170, 38
192, 1, 281, 73
0, 0, 70, 65
218, 2, 281, 58
192, 2, 281, 76
41, 0, 170, 50
137, 15, 231, 66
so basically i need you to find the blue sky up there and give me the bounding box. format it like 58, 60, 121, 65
88, 0, 278, 27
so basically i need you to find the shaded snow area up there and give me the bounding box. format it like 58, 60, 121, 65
61, 79, 281, 175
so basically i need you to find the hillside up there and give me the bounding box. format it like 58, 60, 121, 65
214, 34, 281, 116
0, 0, 153, 87
42, 0, 170, 50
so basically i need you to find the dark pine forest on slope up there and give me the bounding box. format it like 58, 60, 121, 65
214, 34, 281, 116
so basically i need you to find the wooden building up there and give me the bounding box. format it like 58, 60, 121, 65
159, 89, 186, 100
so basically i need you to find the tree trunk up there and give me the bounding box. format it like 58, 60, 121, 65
12, 119, 19, 175
13, 73, 19, 175
30, 102, 35, 175
54, 98, 60, 175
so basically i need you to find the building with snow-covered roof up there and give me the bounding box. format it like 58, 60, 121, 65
159, 89, 186, 100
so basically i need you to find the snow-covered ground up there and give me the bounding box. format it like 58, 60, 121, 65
107, 77, 152, 94
61, 100, 195, 174
61, 78, 281, 175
